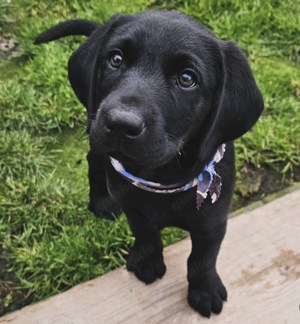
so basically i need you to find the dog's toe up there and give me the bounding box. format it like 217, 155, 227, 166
133, 255, 166, 284
127, 246, 166, 284
188, 275, 227, 317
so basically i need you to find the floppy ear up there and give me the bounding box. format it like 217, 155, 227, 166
36, 15, 132, 133
67, 30, 101, 112
198, 41, 264, 162
68, 15, 133, 132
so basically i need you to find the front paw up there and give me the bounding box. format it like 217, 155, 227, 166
127, 244, 166, 284
89, 196, 122, 220
188, 273, 227, 318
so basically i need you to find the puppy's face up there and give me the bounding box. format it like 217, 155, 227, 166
37, 11, 263, 168
89, 14, 222, 168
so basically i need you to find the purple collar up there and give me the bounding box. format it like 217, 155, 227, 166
109, 144, 226, 209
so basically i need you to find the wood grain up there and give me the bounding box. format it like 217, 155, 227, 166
1, 190, 300, 324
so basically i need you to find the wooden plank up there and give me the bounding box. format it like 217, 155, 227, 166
1, 190, 300, 324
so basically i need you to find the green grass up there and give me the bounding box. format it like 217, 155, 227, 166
0, 0, 299, 314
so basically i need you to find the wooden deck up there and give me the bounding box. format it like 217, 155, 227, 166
1, 189, 300, 324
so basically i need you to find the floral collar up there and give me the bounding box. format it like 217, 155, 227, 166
109, 144, 226, 209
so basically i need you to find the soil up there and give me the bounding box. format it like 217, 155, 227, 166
0, 248, 33, 316
231, 164, 300, 211
0, 36, 18, 52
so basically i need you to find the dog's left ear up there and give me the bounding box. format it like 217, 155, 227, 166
198, 41, 264, 162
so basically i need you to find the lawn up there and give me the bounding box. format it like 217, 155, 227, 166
1, 0, 299, 315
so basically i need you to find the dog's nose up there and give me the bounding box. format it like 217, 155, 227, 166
104, 111, 145, 138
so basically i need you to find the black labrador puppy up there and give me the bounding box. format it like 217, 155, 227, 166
36, 11, 263, 318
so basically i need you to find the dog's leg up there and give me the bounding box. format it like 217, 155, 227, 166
87, 150, 122, 219
187, 221, 227, 318
125, 210, 166, 284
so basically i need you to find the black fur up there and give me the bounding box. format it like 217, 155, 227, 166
36, 11, 263, 318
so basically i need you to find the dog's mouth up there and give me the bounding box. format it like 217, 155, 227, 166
108, 151, 138, 166
90, 119, 183, 169
108, 140, 180, 169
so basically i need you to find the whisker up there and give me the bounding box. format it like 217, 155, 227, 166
165, 133, 184, 168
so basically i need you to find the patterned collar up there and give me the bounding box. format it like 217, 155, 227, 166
109, 144, 226, 209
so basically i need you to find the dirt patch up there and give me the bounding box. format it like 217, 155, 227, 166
231, 164, 299, 211
0, 36, 18, 52
232, 249, 300, 288
0, 247, 33, 316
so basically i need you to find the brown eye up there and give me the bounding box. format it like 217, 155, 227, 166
177, 70, 197, 88
109, 51, 123, 68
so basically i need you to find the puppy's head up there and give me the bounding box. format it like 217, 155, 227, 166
36, 11, 263, 169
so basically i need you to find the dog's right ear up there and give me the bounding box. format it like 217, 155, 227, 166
35, 15, 131, 132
